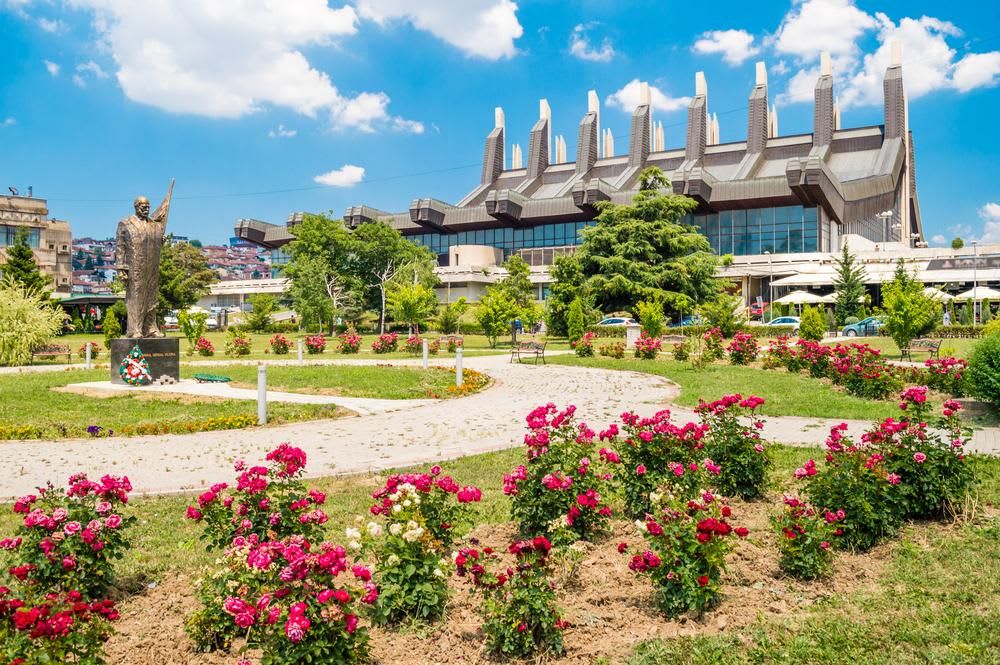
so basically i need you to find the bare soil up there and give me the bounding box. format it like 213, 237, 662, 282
105, 496, 897, 665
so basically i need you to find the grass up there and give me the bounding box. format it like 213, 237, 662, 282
828, 335, 980, 360
549, 355, 907, 421
0, 364, 478, 439
1, 444, 996, 661
33, 332, 569, 365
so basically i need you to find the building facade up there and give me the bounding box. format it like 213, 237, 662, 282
0, 194, 73, 294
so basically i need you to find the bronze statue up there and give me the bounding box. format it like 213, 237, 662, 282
115, 180, 173, 338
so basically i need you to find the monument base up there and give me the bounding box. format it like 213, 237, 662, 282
110, 337, 180, 385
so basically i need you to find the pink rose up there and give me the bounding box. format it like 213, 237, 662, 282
63, 521, 82, 536
913, 452, 927, 464
104, 515, 122, 529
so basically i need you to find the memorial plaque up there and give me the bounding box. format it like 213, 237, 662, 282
109, 337, 180, 385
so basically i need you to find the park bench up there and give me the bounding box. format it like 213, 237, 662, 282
437, 335, 464, 351
31, 344, 72, 364
193, 373, 232, 383
900, 338, 942, 361
510, 340, 546, 365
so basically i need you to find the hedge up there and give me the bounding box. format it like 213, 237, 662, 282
929, 325, 986, 339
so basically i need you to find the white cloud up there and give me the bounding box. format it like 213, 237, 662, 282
569, 23, 615, 62
392, 117, 426, 134
1, 117, 15, 127
313, 164, 365, 187
61, 0, 420, 133
38, 17, 61, 32
606, 79, 691, 114
356, 0, 523, 60
692, 29, 760, 66
774, 2, 1000, 107
931, 234, 946, 246
978, 203, 1000, 244
268, 124, 297, 139
43, 59, 59, 76
72, 59, 108, 87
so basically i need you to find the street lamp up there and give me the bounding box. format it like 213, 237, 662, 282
973, 240, 979, 323
764, 250, 772, 323
876, 210, 893, 242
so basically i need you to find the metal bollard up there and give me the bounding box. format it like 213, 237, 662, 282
422, 338, 428, 369
297, 338, 304, 365
85, 342, 92, 370
257, 364, 267, 425
455, 345, 463, 387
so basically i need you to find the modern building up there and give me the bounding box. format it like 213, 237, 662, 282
235, 46, 997, 308
0, 193, 73, 294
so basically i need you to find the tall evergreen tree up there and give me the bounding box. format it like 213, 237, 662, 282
832, 245, 867, 325
2, 228, 50, 295
158, 241, 217, 315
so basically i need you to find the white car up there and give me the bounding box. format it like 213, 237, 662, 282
596, 317, 637, 326
768, 316, 801, 333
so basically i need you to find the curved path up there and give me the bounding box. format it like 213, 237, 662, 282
2, 354, 997, 498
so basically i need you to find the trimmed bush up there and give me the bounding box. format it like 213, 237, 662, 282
968, 333, 1000, 409
799, 306, 825, 342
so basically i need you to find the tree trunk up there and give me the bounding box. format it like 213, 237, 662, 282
379, 285, 386, 333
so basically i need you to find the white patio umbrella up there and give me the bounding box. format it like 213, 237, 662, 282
819, 292, 864, 304
954, 286, 1000, 301
773, 290, 825, 305
923, 287, 954, 302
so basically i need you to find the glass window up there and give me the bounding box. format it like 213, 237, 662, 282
789, 229, 803, 253
775, 230, 789, 253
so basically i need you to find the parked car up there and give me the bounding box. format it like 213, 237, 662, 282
768, 316, 801, 333
749, 301, 770, 319
596, 317, 637, 326
669, 315, 704, 328
842, 316, 883, 337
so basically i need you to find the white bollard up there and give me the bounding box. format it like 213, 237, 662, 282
297, 339, 304, 365
257, 364, 267, 425
85, 342, 92, 370
422, 338, 428, 369
455, 345, 463, 387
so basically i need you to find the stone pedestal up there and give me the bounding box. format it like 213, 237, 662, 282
109, 337, 180, 385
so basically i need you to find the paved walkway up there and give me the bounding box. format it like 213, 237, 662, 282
1, 354, 996, 498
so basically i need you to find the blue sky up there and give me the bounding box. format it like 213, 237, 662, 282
1, 0, 999, 246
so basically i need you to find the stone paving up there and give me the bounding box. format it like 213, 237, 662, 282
1, 354, 997, 498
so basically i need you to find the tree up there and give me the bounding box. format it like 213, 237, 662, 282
951, 237, 965, 249
984, 299, 994, 325
158, 241, 217, 315
574, 166, 717, 316
84, 255, 95, 270
245, 294, 277, 333
635, 300, 665, 338
437, 298, 469, 334
880, 259, 938, 353
0, 277, 64, 367
698, 292, 745, 338
545, 255, 586, 336
475, 289, 520, 348
189, 239, 203, 248
388, 282, 437, 333
832, 245, 867, 325
102, 306, 122, 348
177, 309, 208, 349
284, 214, 362, 331
93, 247, 105, 267
497, 255, 534, 308
799, 306, 825, 341
351, 221, 435, 333
2, 228, 50, 295
566, 297, 585, 344
287, 254, 335, 332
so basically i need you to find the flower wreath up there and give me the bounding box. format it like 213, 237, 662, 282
119, 344, 152, 386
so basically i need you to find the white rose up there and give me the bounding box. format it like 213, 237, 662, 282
402, 499, 412, 508
392, 504, 403, 514
345, 527, 361, 540
387, 554, 400, 566
389, 523, 403, 536
367, 522, 383, 537
349, 541, 361, 551
433, 568, 445, 578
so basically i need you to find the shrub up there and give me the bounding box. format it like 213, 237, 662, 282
566, 297, 585, 344
436, 298, 468, 334
672, 340, 690, 361
102, 308, 122, 349
968, 333, 1000, 409
0, 589, 120, 665
598, 341, 625, 359
403, 334, 422, 355
269, 334, 290, 354
696, 395, 771, 500
338, 327, 362, 354
503, 404, 616, 542
616, 409, 709, 518
829, 343, 902, 399
3, 473, 135, 599
213, 536, 376, 665
304, 334, 326, 354
799, 306, 825, 341
0, 277, 65, 367
427, 338, 440, 355
572, 331, 596, 357
698, 293, 744, 338
636, 300, 665, 338
184, 444, 331, 651
702, 327, 724, 361
622, 482, 748, 618
844, 316, 860, 326
455, 536, 566, 658
445, 337, 462, 353
77, 341, 100, 359
178, 310, 209, 350
361, 467, 481, 624
922, 356, 967, 396
371, 332, 398, 354
726, 332, 758, 365
633, 332, 662, 360
771, 496, 841, 580
224, 330, 252, 356
245, 293, 277, 333
194, 336, 215, 356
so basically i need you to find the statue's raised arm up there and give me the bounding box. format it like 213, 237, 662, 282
150, 179, 174, 227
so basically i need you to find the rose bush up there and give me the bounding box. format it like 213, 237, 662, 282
337, 328, 361, 354
696, 395, 771, 500
194, 336, 215, 357
622, 479, 748, 618
702, 327, 724, 361
269, 334, 290, 355
671, 340, 690, 362
771, 496, 842, 579
371, 332, 398, 354
598, 341, 625, 359
403, 334, 422, 355
0, 589, 120, 665
359, 467, 482, 624
503, 404, 616, 543
304, 334, 326, 355
454, 536, 567, 658
726, 333, 758, 365
572, 331, 596, 357
633, 333, 662, 360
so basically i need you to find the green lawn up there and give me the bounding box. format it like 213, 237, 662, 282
34, 331, 568, 365
1, 445, 996, 661
0, 364, 475, 439
550, 355, 907, 421
826, 335, 980, 360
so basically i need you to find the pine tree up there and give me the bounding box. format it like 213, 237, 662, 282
832, 245, 866, 325
2, 228, 50, 295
